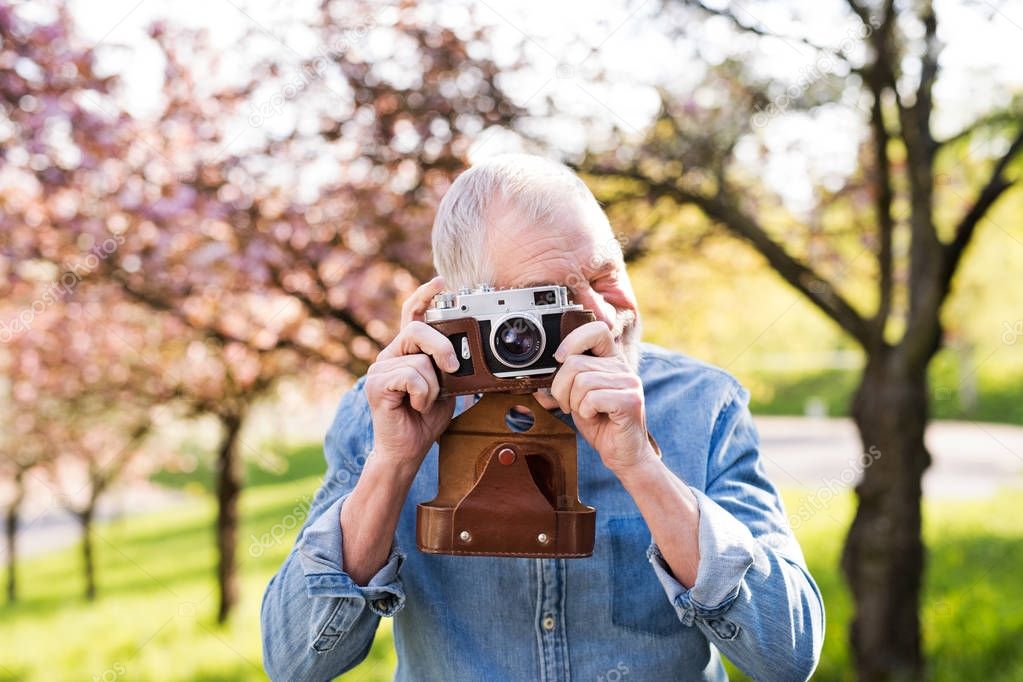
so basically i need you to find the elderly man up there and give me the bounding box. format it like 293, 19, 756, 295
261, 154, 824, 681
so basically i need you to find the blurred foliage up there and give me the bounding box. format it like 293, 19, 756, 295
0, 0, 522, 620
151, 442, 329, 494
628, 185, 1023, 422
0, 443, 397, 681
628, 186, 1023, 421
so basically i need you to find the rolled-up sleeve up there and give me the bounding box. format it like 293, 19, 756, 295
647, 487, 756, 623
261, 378, 405, 681
646, 383, 825, 682
298, 493, 406, 616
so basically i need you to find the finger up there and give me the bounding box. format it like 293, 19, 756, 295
370, 354, 441, 408
407, 354, 441, 408
554, 320, 619, 361
550, 354, 626, 412
366, 368, 406, 409
568, 371, 639, 415
377, 320, 459, 372
577, 388, 643, 422
400, 275, 447, 329
382, 365, 434, 413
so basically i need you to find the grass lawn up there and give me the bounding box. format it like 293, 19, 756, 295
745, 364, 1023, 425
2, 444, 1022, 681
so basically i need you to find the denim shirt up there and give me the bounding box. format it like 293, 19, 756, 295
261, 343, 825, 681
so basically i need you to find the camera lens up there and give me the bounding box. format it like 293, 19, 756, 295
493, 316, 544, 367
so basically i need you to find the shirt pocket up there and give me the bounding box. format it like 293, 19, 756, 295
607, 514, 682, 637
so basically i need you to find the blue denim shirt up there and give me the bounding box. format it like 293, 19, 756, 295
261, 343, 824, 681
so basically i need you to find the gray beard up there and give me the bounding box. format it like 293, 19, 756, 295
614, 308, 642, 373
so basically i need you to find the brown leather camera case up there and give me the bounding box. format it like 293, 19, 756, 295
416, 391, 596, 558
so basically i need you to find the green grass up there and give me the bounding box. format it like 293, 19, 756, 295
2, 445, 1022, 680
745, 368, 861, 418
744, 362, 1023, 425
0, 448, 396, 682
731, 489, 1023, 682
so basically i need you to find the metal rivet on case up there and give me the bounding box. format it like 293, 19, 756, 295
537, 533, 550, 545
459, 530, 472, 543
498, 447, 516, 465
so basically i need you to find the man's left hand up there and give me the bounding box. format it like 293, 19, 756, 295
549, 321, 658, 476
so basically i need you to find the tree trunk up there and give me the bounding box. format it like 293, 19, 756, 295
80, 506, 97, 601
5, 472, 23, 603
842, 350, 932, 681
215, 412, 244, 624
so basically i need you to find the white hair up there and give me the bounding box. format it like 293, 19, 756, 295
431, 154, 610, 288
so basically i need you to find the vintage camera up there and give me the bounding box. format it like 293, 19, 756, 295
418, 283, 598, 557
424, 284, 595, 396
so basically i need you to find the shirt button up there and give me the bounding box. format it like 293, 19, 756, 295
542, 615, 555, 631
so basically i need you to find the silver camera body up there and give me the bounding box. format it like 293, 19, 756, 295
425, 284, 583, 378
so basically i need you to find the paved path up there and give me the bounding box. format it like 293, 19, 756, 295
2, 482, 188, 560
4, 419, 1023, 561
756, 417, 1023, 499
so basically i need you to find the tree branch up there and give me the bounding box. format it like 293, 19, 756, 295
682, 0, 859, 70
93, 422, 151, 496
593, 168, 873, 347
842, 0, 873, 27
845, 0, 897, 349
897, 0, 938, 200
899, 1, 945, 371
867, 69, 895, 349
943, 127, 1023, 285
265, 260, 381, 348
112, 275, 345, 366
935, 106, 1023, 150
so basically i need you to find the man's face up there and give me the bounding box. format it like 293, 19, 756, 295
484, 198, 642, 382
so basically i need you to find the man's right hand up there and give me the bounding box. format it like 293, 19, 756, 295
364, 276, 457, 469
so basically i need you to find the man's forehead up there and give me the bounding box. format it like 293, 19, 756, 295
500, 241, 620, 290
516, 252, 616, 278
485, 201, 620, 282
